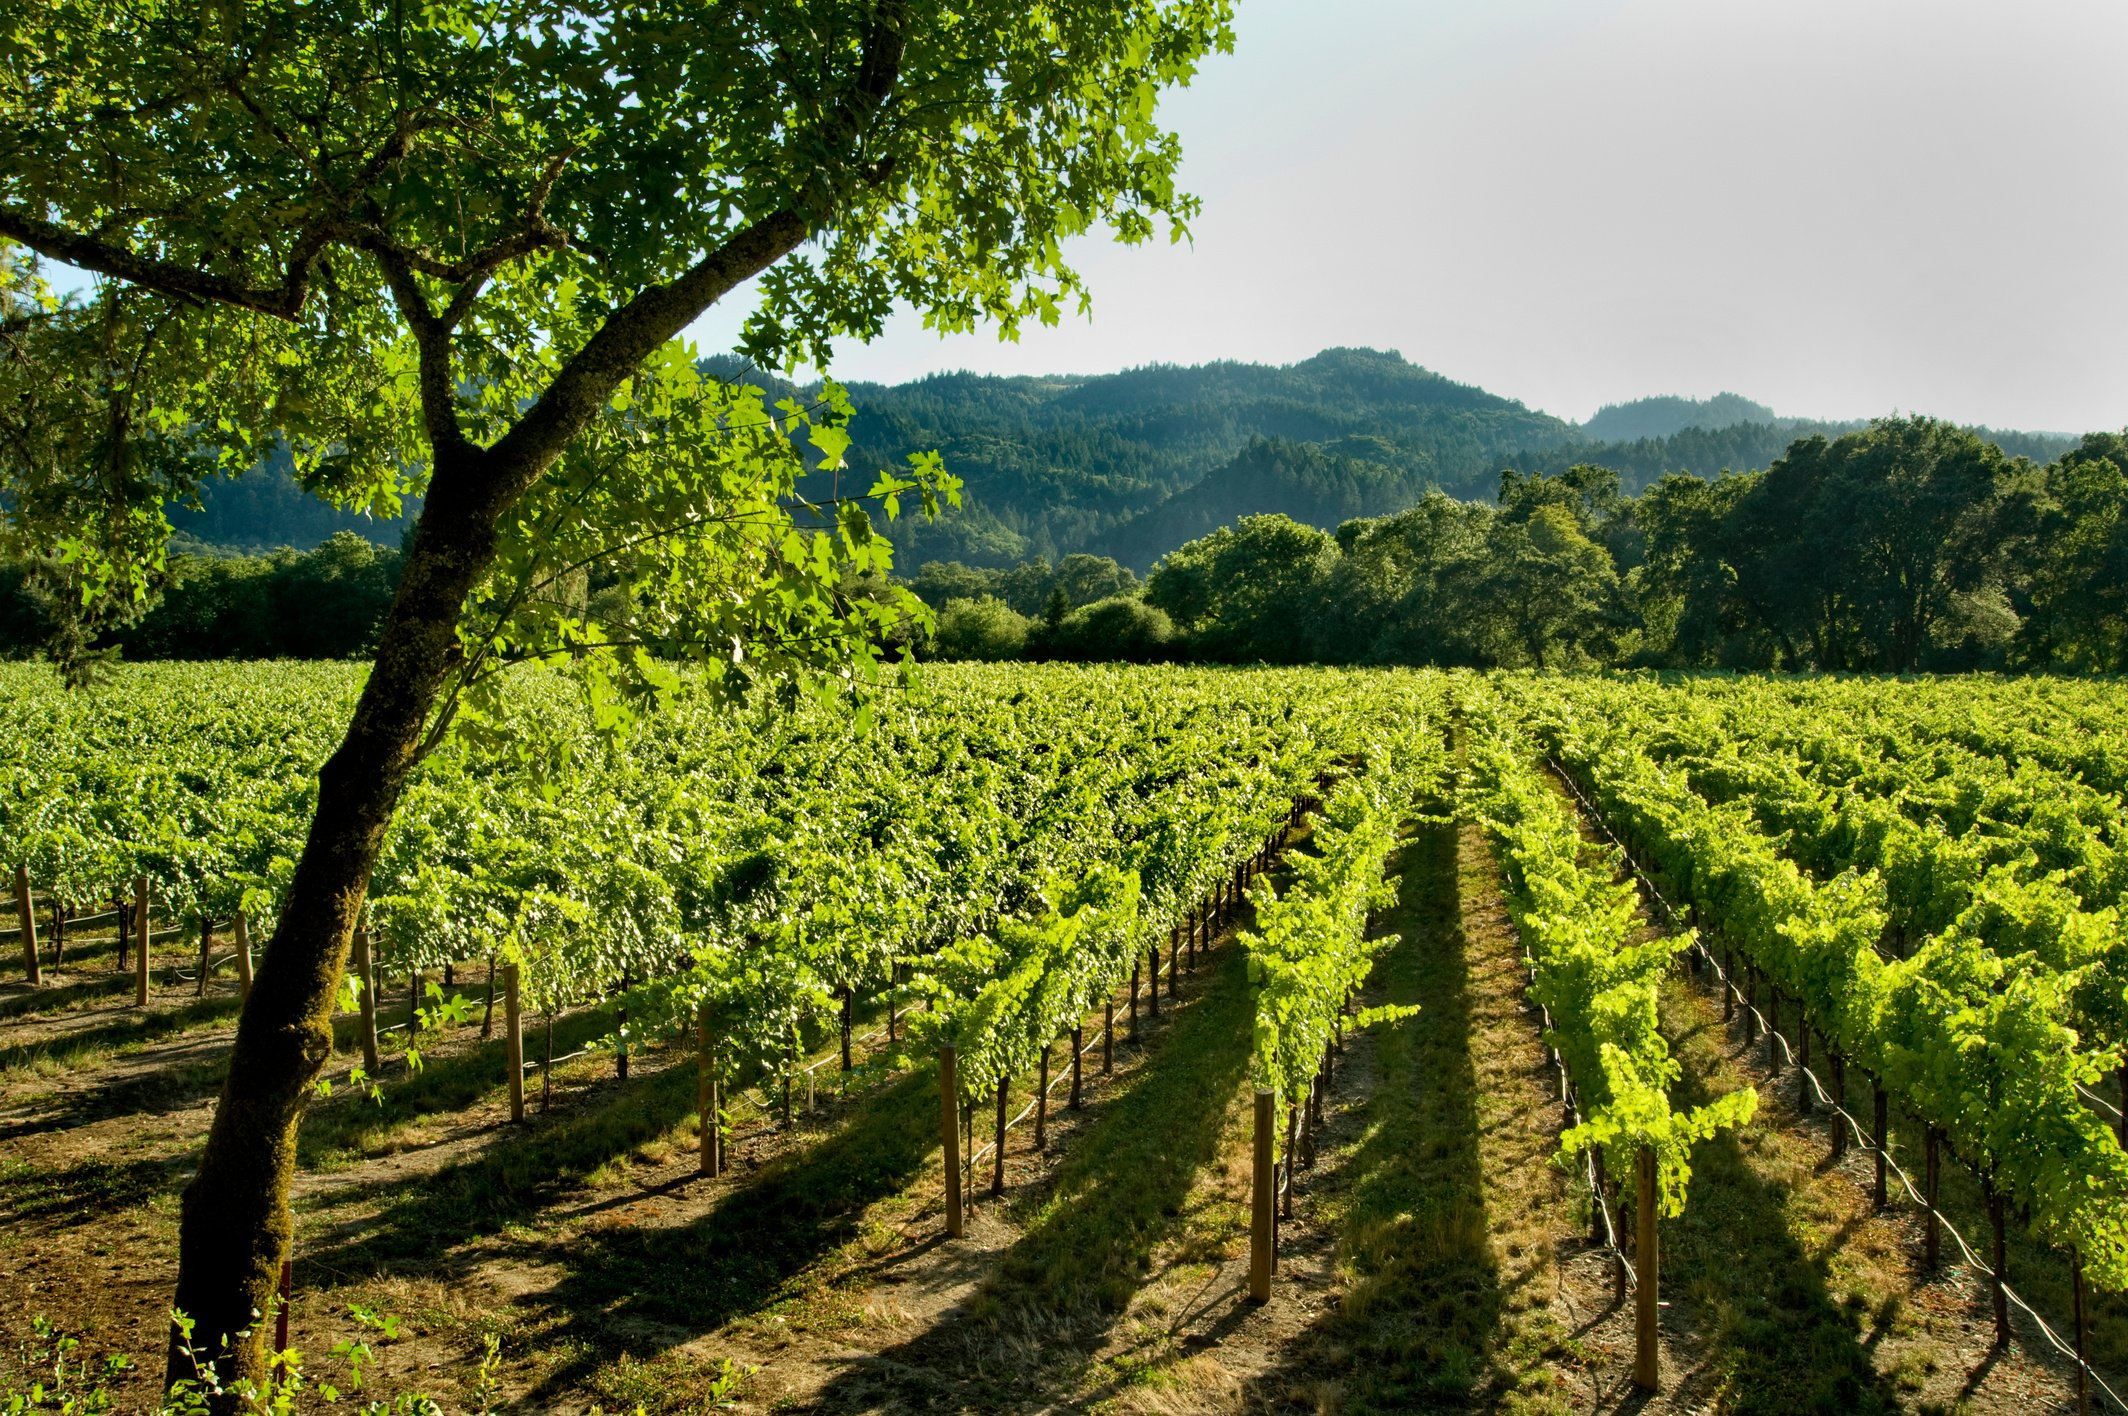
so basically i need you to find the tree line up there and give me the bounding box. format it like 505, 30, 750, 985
921, 416, 2128, 674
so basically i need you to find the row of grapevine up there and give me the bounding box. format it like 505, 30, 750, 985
1493, 675, 2128, 1303
1461, 685, 1755, 1388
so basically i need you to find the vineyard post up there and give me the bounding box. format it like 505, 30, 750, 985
353, 922, 380, 1074
2117, 1059, 2126, 1150
840, 990, 853, 1072
1722, 950, 1733, 1023
481, 954, 497, 1038
939, 1045, 963, 1238
1634, 1146, 1658, 1393
503, 963, 523, 1123
542, 1010, 553, 1110
1129, 959, 1140, 1033
12, 865, 39, 986
133, 874, 150, 1007
1281, 1103, 1298, 1219
1988, 1185, 2009, 1347
1166, 933, 1178, 1001
1797, 1020, 1811, 1113
233, 912, 252, 1002
114, 892, 128, 972
408, 969, 421, 1040
697, 1011, 719, 1177
1829, 1054, 1846, 1160
991, 1077, 1007, 1197
1872, 1084, 1887, 1206
1069, 1025, 1082, 1109
1147, 943, 1160, 1019
1923, 1128, 1941, 1268
195, 916, 212, 998
1591, 1148, 1608, 1245
2074, 1249, 2090, 1416
1175, 921, 1185, 974
1248, 1088, 1274, 1302
1034, 1042, 1049, 1151
616, 974, 629, 1083
1743, 966, 1757, 1044
1103, 1000, 1114, 1073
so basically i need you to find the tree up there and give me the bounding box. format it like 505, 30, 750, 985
2024, 433, 2128, 670
930, 595, 1030, 661
1144, 513, 1337, 662
1454, 502, 1623, 668
0, 0, 1235, 1394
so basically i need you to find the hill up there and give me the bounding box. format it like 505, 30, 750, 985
166, 350, 2082, 572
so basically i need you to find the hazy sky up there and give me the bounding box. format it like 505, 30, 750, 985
691, 0, 2128, 433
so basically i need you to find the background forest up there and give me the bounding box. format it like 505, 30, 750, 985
2, 347, 2116, 674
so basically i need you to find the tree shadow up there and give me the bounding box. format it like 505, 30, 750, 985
0, 972, 138, 1022
0, 994, 243, 1075
1661, 1029, 1902, 1415
0, 1154, 190, 1226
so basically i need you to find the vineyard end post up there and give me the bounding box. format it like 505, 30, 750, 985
233, 910, 252, 1002
697, 1012, 716, 1177
503, 963, 524, 1123
12, 864, 39, 987
939, 1045, 963, 1238
1634, 1146, 1659, 1393
132, 874, 150, 1007
1249, 1088, 1274, 1302
353, 922, 380, 1074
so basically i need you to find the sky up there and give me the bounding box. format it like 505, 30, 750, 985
688, 0, 2128, 433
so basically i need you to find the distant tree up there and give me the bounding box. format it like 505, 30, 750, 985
1319, 493, 1492, 663
1454, 503, 1623, 667
1144, 514, 1336, 662
1030, 595, 1173, 662
931, 595, 1030, 661
2023, 433, 2128, 670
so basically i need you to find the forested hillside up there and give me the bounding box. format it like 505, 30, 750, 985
165, 348, 2075, 575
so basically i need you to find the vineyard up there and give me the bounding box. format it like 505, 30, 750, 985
3, 663, 2126, 1415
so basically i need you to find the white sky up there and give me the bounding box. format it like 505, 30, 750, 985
691, 0, 2128, 433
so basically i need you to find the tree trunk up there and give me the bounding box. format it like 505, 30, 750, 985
166, 440, 563, 1393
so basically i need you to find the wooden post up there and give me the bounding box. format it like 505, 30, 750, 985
195, 916, 213, 998
1989, 1186, 2009, 1348
1797, 1021, 1812, 1113
1148, 943, 1160, 1018
1743, 966, 1757, 1044
1924, 1127, 1941, 1269
1035, 1042, 1050, 1151
1103, 1000, 1114, 1073
2117, 1061, 2126, 1150
542, 1010, 554, 1111
503, 963, 523, 1123
698, 1011, 719, 1177
840, 990, 853, 1072
991, 1076, 1007, 1197
1722, 950, 1734, 1023
233, 910, 252, 1001
1282, 1103, 1299, 1219
1129, 960, 1140, 1033
353, 922, 380, 1073
1830, 1053, 1847, 1160
2074, 1248, 2091, 1416
408, 968, 422, 1042
1249, 1088, 1274, 1302
1167, 931, 1179, 1001
114, 894, 129, 972
615, 974, 629, 1082
1591, 1147, 1609, 1245
1069, 1026, 1083, 1109
940, 1045, 963, 1238
481, 954, 497, 1038
1872, 1084, 1888, 1207
1766, 990, 1780, 1073
1635, 1147, 1659, 1392
12, 865, 39, 987
133, 875, 151, 1007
